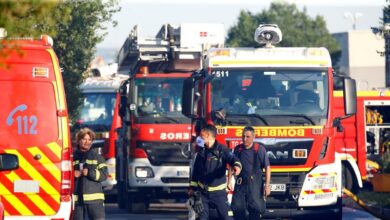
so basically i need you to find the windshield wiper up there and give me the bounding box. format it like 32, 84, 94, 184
273, 114, 315, 126
227, 113, 269, 126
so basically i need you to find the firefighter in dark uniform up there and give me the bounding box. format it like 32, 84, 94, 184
73, 128, 108, 220
189, 124, 242, 220
231, 126, 271, 220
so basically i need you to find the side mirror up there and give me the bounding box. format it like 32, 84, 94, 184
0, 154, 18, 171
182, 77, 195, 118
343, 77, 357, 115
119, 80, 129, 118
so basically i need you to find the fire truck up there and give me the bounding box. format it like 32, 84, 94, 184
182, 24, 358, 218
334, 89, 390, 183
116, 23, 225, 213
0, 31, 72, 219
75, 64, 128, 195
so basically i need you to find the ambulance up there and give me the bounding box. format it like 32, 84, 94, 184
0, 31, 72, 219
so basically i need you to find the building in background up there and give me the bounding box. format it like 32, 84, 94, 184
333, 30, 385, 90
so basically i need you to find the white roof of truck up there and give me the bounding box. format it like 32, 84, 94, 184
80, 74, 128, 93
205, 47, 332, 68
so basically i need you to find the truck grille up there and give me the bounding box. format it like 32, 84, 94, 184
267, 172, 307, 209
161, 177, 189, 183
259, 138, 313, 166
137, 141, 190, 166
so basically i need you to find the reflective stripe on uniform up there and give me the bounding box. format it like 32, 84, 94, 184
190, 181, 199, 187
228, 211, 233, 216
73, 193, 105, 202
199, 182, 227, 192
97, 163, 107, 169
95, 169, 100, 181
84, 193, 105, 201
86, 159, 98, 165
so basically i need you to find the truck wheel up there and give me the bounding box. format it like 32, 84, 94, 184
342, 164, 358, 194
127, 192, 149, 213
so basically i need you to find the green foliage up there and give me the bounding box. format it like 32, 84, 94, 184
0, 0, 65, 38
52, 0, 120, 122
227, 2, 341, 65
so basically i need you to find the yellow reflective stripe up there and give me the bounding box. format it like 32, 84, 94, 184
199, 182, 226, 192
83, 193, 105, 201
95, 169, 100, 181
208, 183, 227, 191
73, 194, 78, 202
73, 160, 80, 165
48, 48, 70, 148
0, 182, 33, 215
47, 142, 61, 160
5, 149, 60, 203
2, 172, 54, 215
86, 159, 98, 165
28, 146, 60, 182
97, 163, 107, 169
190, 181, 199, 187
228, 211, 233, 216
27, 194, 56, 215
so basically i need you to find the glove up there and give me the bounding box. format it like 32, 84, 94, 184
192, 191, 204, 214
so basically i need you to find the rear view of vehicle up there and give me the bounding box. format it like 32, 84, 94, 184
0, 33, 72, 219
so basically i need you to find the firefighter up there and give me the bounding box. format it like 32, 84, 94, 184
231, 126, 271, 220
73, 128, 108, 220
189, 124, 242, 220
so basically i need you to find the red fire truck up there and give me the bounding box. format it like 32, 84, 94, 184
116, 23, 225, 212
0, 32, 73, 219
182, 24, 358, 218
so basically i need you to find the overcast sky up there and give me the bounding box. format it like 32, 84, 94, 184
96, 0, 386, 61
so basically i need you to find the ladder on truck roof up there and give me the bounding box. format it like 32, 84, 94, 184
117, 23, 225, 74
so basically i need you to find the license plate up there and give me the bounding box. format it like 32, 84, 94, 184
270, 184, 286, 192
177, 170, 189, 177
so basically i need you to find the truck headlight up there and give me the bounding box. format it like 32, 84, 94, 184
135, 167, 154, 178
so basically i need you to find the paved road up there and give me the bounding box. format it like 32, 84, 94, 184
105, 203, 380, 220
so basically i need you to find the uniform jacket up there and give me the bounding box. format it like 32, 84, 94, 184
190, 141, 241, 193
73, 148, 108, 204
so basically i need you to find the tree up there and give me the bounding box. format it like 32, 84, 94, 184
52, 0, 120, 122
227, 2, 341, 65
0, 1, 64, 38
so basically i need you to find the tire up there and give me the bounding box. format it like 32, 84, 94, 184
127, 192, 149, 213
342, 164, 358, 194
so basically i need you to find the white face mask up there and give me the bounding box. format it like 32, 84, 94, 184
196, 136, 205, 148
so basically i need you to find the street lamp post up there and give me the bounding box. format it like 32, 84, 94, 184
344, 12, 363, 30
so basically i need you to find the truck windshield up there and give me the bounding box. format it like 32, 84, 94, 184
210, 68, 329, 126
134, 77, 189, 124
78, 93, 116, 132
